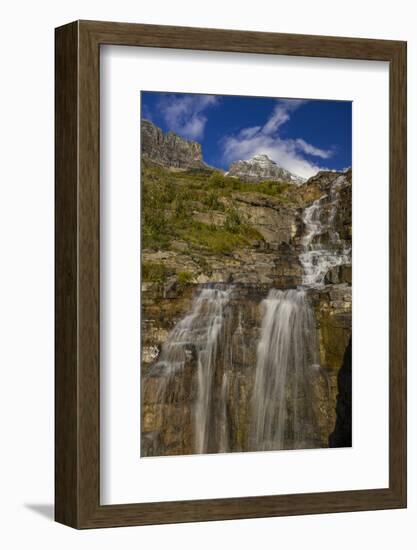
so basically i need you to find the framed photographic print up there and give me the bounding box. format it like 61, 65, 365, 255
55, 20, 406, 528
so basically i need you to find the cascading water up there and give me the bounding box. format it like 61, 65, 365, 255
300, 174, 351, 288
251, 173, 351, 450
193, 286, 233, 454
251, 289, 319, 450
145, 285, 233, 454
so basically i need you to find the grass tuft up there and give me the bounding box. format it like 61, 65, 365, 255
142, 262, 167, 283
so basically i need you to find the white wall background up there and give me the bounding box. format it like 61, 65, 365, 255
0, 0, 415, 547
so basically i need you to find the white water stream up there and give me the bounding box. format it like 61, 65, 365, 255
148, 285, 233, 454
251, 173, 351, 449
300, 174, 351, 288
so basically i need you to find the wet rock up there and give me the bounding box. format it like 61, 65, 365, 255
324, 264, 352, 285
141, 281, 352, 455
329, 338, 352, 448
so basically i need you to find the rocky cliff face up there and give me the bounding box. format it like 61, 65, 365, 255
141, 156, 352, 456
226, 154, 305, 184
142, 282, 351, 456
141, 119, 209, 170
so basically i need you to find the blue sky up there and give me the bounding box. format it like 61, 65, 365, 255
141, 91, 352, 179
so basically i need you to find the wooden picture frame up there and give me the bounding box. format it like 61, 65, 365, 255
55, 20, 407, 528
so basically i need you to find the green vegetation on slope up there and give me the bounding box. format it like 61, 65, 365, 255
207, 171, 292, 198
141, 159, 293, 255
142, 261, 167, 282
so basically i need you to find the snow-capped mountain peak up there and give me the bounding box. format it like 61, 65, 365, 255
226, 154, 305, 184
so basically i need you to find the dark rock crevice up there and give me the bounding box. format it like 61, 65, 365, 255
328, 337, 352, 448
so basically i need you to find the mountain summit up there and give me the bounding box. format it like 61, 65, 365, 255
226, 154, 305, 184
141, 120, 306, 184
141, 119, 210, 170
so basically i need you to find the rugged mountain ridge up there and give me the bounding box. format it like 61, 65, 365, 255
141, 120, 307, 183
226, 154, 305, 184
141, 119, 210, 170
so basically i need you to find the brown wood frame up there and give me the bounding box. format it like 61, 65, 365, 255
55, 20, 407, 529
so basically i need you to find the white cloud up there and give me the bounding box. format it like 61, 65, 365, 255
295, 138, 333, 159
261, 99, 305, 135
158, 94, 219, 140
222, 99, 334, 179
239, 126, 262, 139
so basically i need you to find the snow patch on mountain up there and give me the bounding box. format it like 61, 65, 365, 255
225, 154, 306, 184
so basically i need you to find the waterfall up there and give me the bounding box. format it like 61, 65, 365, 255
299, 174, 351, 288
251, 289, 319, 450
251, 174, 351, 451
145, 285, 233, 454
192, 286, 233, 454
144, 173, 350, 456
